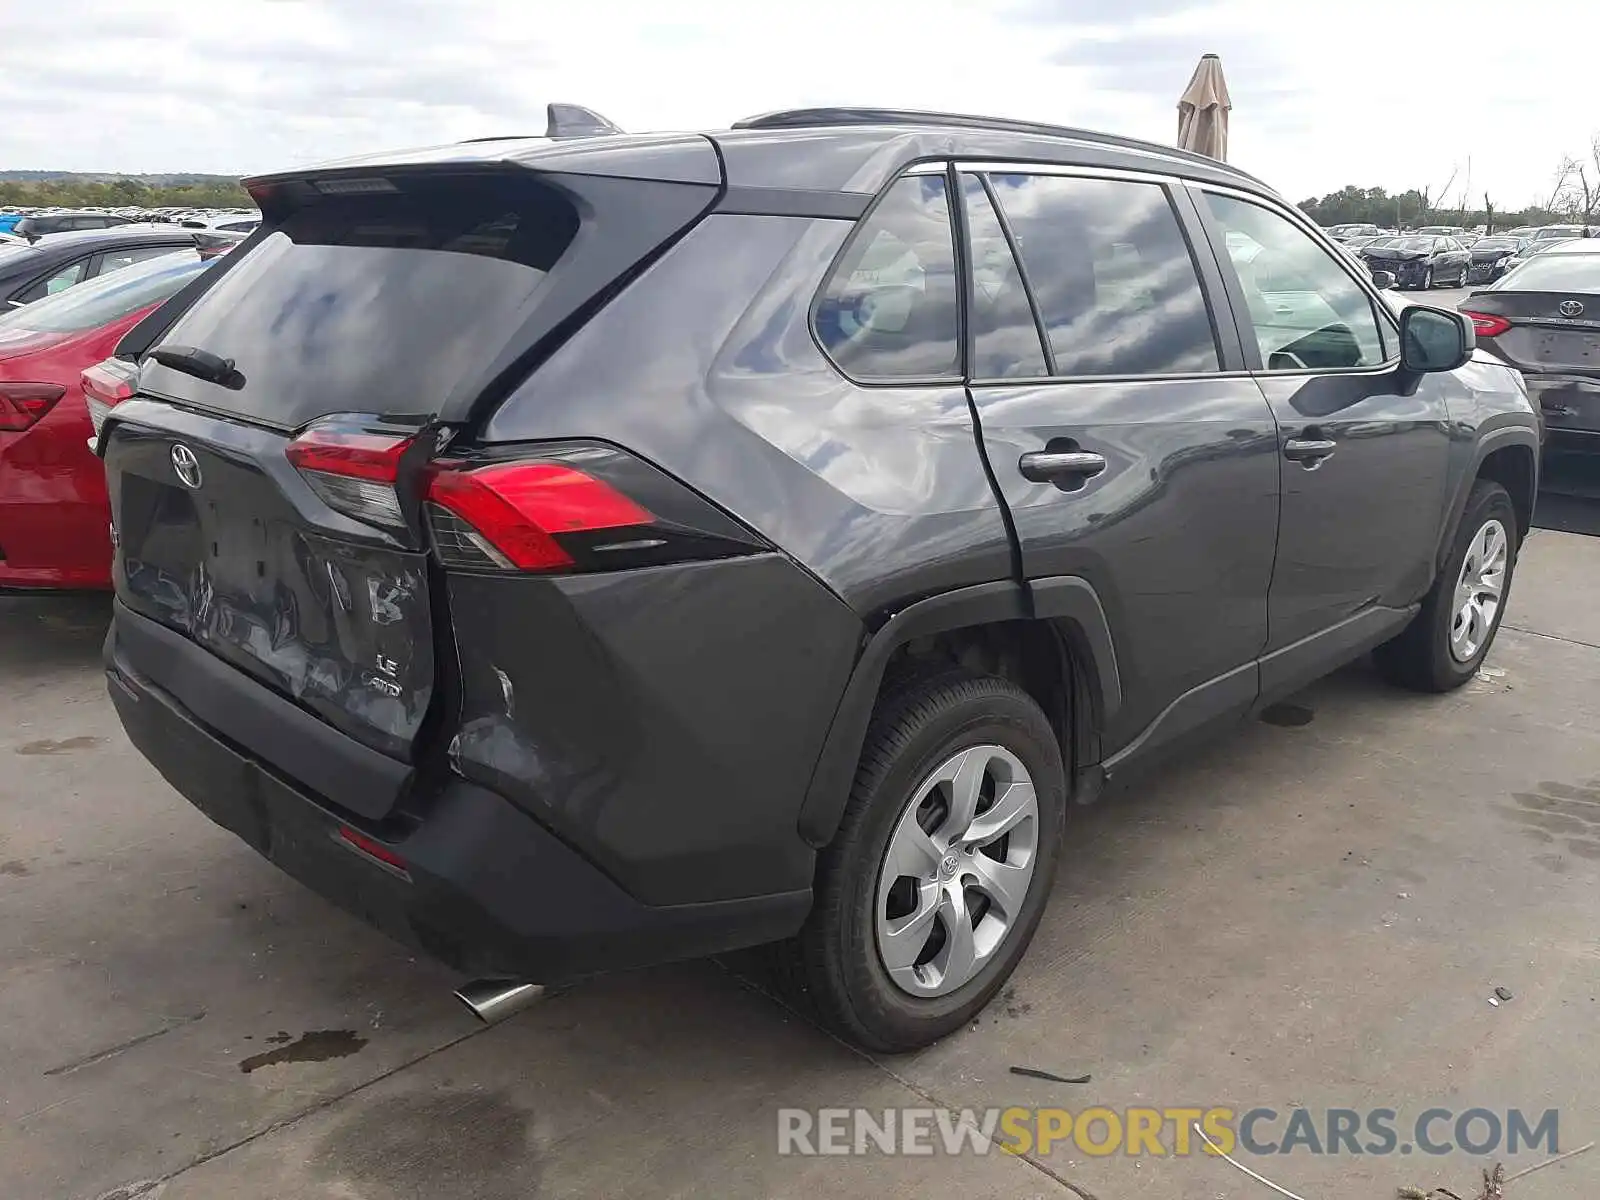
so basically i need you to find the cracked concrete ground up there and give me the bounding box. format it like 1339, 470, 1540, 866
3, 520, 1597, 1200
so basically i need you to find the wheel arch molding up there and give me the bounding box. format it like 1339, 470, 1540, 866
796, 577, 1122, 848
1435, 426, 1540, 572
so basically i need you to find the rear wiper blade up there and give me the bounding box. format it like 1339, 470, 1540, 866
149, 344, 243, 388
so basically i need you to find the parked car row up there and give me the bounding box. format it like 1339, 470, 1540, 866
0, 206, 260, 241
56, 106, 1540, 1053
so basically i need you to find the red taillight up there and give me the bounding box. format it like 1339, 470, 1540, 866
286, 428, 412, 480
82, 357, 139, 442
286, 426, 417, 527
0, 382, 65, 432
82, 359, 137, 405
1463, 311, 1512, 337
425, 461, 653, 572
336, 826, 410, 878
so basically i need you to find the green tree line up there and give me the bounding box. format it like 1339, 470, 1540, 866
1297, 184, 1561, 231
0, 177, 252, 210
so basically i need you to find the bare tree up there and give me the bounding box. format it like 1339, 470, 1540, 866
1484, 192, 1495, 234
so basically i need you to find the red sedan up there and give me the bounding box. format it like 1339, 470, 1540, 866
0, 250, 213, 589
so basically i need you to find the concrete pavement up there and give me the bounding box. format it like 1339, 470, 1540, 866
3, 528, 1598, 1199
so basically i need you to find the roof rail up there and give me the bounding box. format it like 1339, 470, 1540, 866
731, 107, 1261, 184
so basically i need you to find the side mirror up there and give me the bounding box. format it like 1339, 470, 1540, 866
1370, 269, 1397, 290
1400, 305, 1474, 373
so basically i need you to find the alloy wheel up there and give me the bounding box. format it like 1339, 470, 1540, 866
875, 745, 1040, 998
1450, 518, 1509, 662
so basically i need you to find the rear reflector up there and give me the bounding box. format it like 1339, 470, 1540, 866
336, 826, 410, 878
0, 382, 66, 432
425, 461, 652, 572
1463, 310, 1512, 337
286, 426, 415, 527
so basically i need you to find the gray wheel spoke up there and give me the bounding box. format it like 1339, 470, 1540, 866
940, 748, 988, 840
880, 880, 941, 973
885, 817, 943, 879
965, 779, 1035, 846
967, 852, 1031, 916
936, 885, 978, 989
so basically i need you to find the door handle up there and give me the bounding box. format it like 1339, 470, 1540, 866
1018, 450, 1107, 484
1283, 437, 1336, 465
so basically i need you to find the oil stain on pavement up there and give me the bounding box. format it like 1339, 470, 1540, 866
1500, 778, 1600, 862
312, 1090, 537, 1200
1260, 703, 1315, 727
15, 735, 104, 755
238, 1030, 368, 1074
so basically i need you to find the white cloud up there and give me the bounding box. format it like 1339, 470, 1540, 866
0, 0, 1591, 208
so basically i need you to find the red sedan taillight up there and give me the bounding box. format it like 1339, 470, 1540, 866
0, 382, 65, 432
1462, 311, 1512, 338
81, 358, 139, 441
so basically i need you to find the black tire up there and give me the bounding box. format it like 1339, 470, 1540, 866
1423, 265, 1435, 289
1375, 480, 1520, 692
778, 669, 1066, 1052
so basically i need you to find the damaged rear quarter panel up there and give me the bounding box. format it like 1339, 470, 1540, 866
443, 553, 862, 907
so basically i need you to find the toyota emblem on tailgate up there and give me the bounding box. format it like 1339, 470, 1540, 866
1560, 299, 1585, 317
170, 443, 203, 489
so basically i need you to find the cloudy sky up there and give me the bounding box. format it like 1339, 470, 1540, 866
0, 0, 1587, 207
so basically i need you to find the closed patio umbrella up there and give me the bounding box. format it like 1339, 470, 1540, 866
1177, 53, 1230, 161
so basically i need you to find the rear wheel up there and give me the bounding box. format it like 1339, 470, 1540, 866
780, 669, 1066, 1052
1376, 480, 1519, 691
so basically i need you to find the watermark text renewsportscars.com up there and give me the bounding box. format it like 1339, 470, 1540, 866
776, 1106, 1562, 1158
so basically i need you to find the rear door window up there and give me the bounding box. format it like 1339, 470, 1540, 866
814, 174, 961, 380
959, 175, 1048, 378
95, 244, 194, 275
5, 252, 209, 333
987, 173, 1220, 377
146, 172, 581, 429
14, 257, 90, 304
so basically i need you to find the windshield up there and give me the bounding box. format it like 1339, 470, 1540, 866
1476, 239, 1517, 251
1389, 237, 1435, 251
1535, 228, 1583, 241
1497, 252, 1600, 291
0, 250, 206, 333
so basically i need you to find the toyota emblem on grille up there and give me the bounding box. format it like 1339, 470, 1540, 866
1560, 299, 1585, 317
170, 443, 203, 490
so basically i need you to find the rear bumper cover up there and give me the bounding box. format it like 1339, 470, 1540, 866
106, 609, 811, 982
1525, 374, 1600, 440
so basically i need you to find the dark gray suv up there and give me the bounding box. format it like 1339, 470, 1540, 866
97, 106, 1540, 1052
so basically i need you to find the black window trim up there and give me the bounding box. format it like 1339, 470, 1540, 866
1189, 181, 1402, 377
806, 158, 969, 388
11, 252, 94, 304
955, 160, 1240, 385
963, 170, 1055, 377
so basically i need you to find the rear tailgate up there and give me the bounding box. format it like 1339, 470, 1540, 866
103, 158, 721, 818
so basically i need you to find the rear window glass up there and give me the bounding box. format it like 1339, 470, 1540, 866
1497, 253, 1600, 291
3, 251, 207, 333
814, 174, 961, 380
150, 174, 580, 428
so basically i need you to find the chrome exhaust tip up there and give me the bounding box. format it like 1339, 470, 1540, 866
453, 979, 545, 1024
